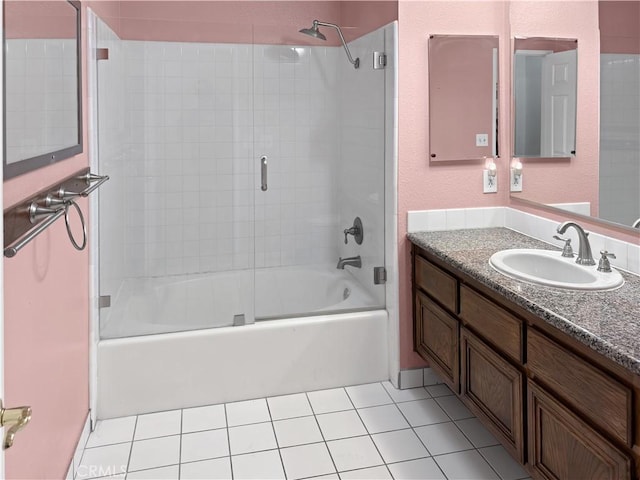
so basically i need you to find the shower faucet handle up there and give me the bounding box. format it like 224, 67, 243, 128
343, 217, 364, 245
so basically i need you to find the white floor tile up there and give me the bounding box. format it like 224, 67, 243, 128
308, 475, 339, 480
358, 404, 409, 434
425, 384, 454, 398
455, 418, 500, 448
340, 465, 392, 479
134, 410, 181, 440
180, 457, 232, 480
181, 429, 229, 463
226, 399, 271, 427
77, 443, 130, 479
182, 404, 226, 433
326, 436, 383, 472
126, 465, 179, 479
387, 457, 446, 480
346, 383, 393, 408
316, 410, 367, 440
415, 422, 473, 455
479, 445, 529, 480
229, 422, 277, 455
434, 450, 500, 480
267, 393, 313, 420
396, 399, 450, 427
382, 382, 431, 403
232, 449, 285, 480
371, 429, 430, 463
307, 388, 353, 414
280, 442, 336, 479
128, 435, 180, 472
273, 416, 323, 448
85, 416, 136, 448
435, 395, 474, 421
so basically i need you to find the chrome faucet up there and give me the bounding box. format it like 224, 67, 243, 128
556, 221, 595, 266
337, 255, 362, 269
632, 218, 640, 229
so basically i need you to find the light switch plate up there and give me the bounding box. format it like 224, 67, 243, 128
476, 133, 489, 147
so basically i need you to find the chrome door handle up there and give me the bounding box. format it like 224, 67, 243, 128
260, 155, 268, 191
0, 400, 32, 449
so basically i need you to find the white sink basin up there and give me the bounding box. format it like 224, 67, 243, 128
489, 249, 624, 291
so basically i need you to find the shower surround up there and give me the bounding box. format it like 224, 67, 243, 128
90, 10, 397, 417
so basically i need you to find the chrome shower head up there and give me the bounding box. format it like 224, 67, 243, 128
299, 20, 359, 69
299, 21, 327, 41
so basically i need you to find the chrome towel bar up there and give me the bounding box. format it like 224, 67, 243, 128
3, 168, 108, 258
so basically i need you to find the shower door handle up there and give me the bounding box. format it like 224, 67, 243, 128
260, 155, 268, 191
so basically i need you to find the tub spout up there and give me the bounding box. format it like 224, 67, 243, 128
337, 255, 362, 269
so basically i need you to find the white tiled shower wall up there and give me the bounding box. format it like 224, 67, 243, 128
5, 39, 78, 163
338, 28, 389, 307
599, 54, 640, 227
96, 19, 392, 311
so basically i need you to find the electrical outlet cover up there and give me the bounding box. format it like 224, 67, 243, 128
483, 169, 498, 193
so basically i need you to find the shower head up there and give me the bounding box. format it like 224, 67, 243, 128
299, 20, 359, 69
299, 21, 327, 41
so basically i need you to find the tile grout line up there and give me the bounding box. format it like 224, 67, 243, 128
264, 397, 288, 479
125, 416, 139, 477
305, 390, 340, 478
177, 409, 183, 480
223, 404, 234, 480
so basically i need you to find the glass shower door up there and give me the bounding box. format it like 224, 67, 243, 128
95, 17, 257, 338
252, 26, 388, 320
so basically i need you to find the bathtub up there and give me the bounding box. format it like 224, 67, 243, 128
97, 265, 388, 418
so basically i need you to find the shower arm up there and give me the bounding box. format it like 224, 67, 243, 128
315, 21, 360, 69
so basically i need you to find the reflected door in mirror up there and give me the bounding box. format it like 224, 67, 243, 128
513, 38, 577, 159
429, 35, 499, 162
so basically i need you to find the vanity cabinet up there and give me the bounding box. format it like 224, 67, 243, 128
411, 243, 638, 480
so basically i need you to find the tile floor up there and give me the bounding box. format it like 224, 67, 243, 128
76, 382, 531, 480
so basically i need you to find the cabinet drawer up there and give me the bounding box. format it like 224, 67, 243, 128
415, 291, 459, 392
414, 255, 458, 313
459, 285, 522, 362
527, 380, 631, 480
461, 327, 524, 462
527, 328, 632, 446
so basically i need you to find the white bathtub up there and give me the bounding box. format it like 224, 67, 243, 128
97, 266, 388, 419
101, 265, 380, 338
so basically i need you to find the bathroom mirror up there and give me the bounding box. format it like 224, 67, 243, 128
429, 35, 499, 162
513, 37, 577, 159
3, 0, 82, 180
511, 2, 640, 234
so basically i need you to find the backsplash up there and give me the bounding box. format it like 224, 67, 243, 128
407, 207, 640, 275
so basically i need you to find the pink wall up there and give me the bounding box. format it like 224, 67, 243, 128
397, 0, 601, 369
90, 1, 397, 45
3, 5, 91, 478
398, 0, 510, 369
4, 0, 76, 39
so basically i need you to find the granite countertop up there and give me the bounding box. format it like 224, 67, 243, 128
407, 228, 640, 376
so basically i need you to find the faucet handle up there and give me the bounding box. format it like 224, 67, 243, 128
597, 250, 616, 273
553, 235, 574, 258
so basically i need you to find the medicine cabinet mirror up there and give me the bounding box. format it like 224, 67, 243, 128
429, 35, 499, 162
3, 0, 82, 180
513, 37, 577, 159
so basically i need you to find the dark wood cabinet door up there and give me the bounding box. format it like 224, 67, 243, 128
415, 290, 459, 392
460, 327, 524, 462
527, 380, 631, 480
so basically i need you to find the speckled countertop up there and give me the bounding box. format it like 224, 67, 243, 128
407, 228, 640, 376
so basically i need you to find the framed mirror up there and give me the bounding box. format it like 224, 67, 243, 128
429, 35, 499, 162
513, 37, 577, 159
3, 0, 82, 180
